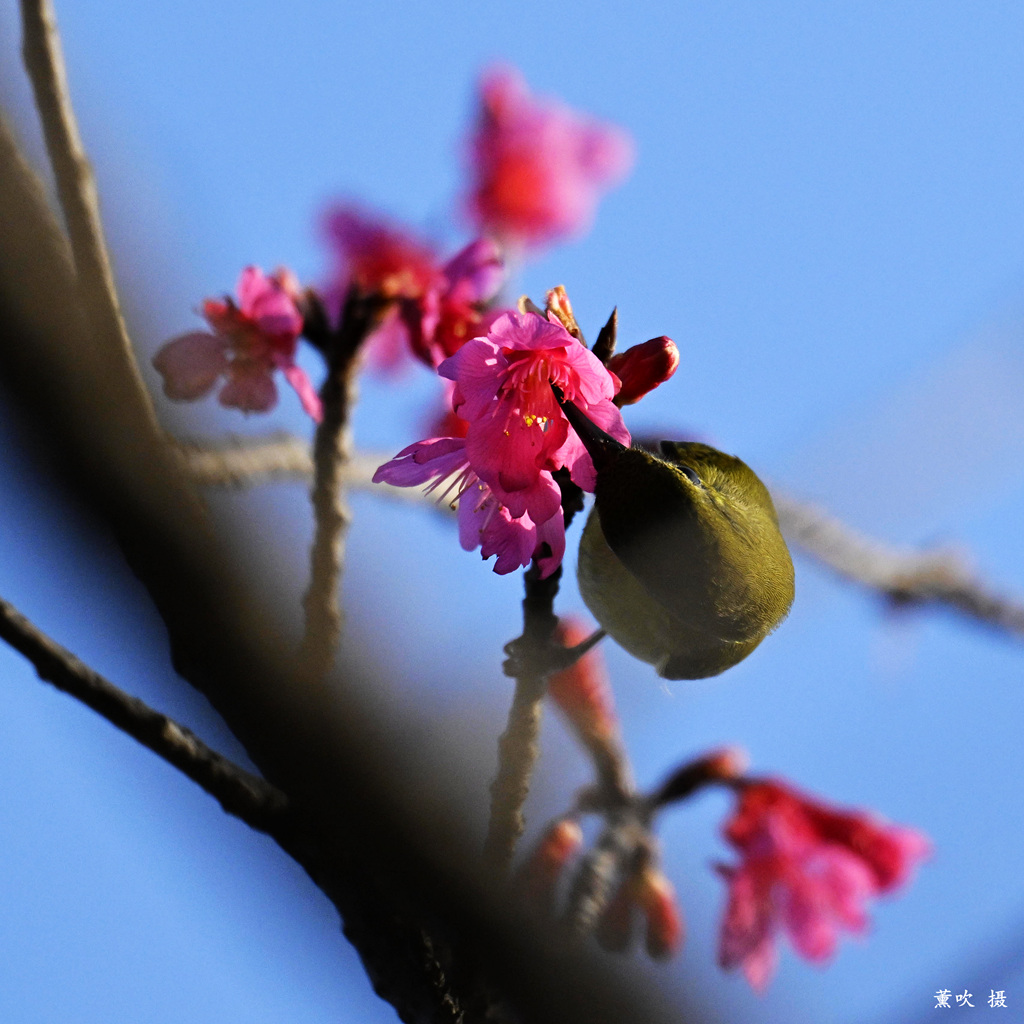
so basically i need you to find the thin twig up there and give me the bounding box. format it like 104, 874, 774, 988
299, 293, 389, 681
174, 436, 429, 506
484, 563, 561, 872
484, 474, 586, 873
0, 594, 288, 831
774, 492, 1024, 635
176, 433, 313, 486
20, 0, 155, 422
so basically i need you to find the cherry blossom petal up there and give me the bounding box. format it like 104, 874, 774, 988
439, 338, 505, 420
532, 508, 565, 578
466, 407, 563, 518
373, 437, 469, 488
235, 267, 303, 339
457, 490, 534, 573
552, 332, 619, 406
218, 367, 277, 413
360, 311, 408, 372
153, 332, 229, 401
486, 310, 572, 354
443, 237, 505, 305
281, 364, 323, 422
717, 780, 928, 992
467, 67, 633, 248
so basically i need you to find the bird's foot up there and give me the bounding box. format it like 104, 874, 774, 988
502, 629, 606, 680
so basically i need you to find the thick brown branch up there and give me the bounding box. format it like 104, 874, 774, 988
20, 0, 155, 424
774, 492, 1024, 635
0, 594, 287, 831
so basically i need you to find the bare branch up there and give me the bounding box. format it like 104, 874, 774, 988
299, 294, 391, 682
19, 0, 156, 425
0, 594, 287, 831
774, 491, 1024, 636
176, 436, 453, 522
484, 476, 586, 873
176, 433, 313, 486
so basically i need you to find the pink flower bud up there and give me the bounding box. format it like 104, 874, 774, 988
548, 618, 619, 746
702, 746, 750, 783
635, 867, 685, 960
325, 208, 505, 369
518, 818, 584, 909
607, 336, 679, 406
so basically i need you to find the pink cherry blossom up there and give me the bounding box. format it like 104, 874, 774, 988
466, 67, 633, 249
374, 310, 628, 577
153, 266, 321, 421
518, 818, 584, 912
440, 311, 630, 514
717, 779, 930, 992
372, 436, 565, 577
325, 206, 506, 369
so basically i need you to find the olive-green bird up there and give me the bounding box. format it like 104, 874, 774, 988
561, 399, 795, 680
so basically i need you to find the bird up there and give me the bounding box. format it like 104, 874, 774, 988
559, 397, 795, 680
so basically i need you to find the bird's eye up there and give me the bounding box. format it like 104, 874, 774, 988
679, 464, 702, 486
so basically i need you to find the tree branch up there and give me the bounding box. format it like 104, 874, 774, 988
19, 0, 156, 426
774, 492, 1024, 635
0, 594, 288, 832
299, 294, 389, 682
484, 475, 586, 873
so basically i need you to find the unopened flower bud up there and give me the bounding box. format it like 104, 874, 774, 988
652, 746, 749, 808
703, 746, 750, 782
545, 285, 583, 341
548, 618, 619, 747
634, 867, 684, 960
607, 336, 679, 405
519, 818, 584, 909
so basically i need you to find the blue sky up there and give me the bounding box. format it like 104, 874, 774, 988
2, 1, 1024, 1021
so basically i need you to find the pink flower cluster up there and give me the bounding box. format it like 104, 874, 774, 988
374, 311, 630, 577
153, 267, 321, 421
468, 68, 633, 249
717, 780, 930, 991
325, 207, 505, 370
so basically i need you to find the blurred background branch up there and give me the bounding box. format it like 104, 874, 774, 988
176, 433, 1024, 644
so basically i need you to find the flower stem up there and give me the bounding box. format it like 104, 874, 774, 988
299, 291, 388, 682
483, 561, 562, 872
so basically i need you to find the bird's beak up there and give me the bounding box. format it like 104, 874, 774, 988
552, 386, 628, 470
